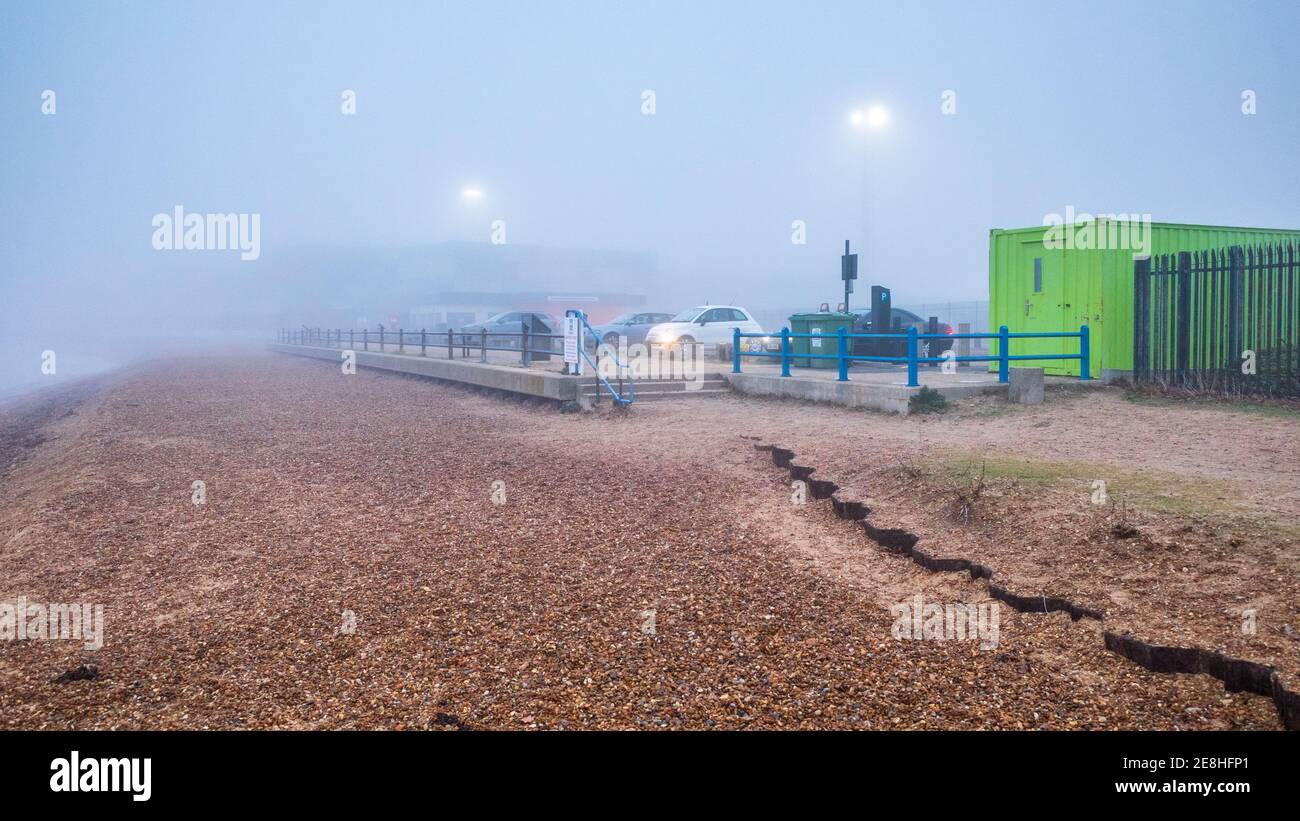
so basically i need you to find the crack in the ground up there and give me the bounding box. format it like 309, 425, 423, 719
1104, 632, 1300, 731
766, 443, 1101, 621
752, 440, 1298, 730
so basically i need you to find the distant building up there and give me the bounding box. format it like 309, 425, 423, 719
272, 241, 655, 328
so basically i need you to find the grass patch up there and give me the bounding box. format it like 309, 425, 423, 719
1123, 390, 1300, 420
936, 452, 1244, 519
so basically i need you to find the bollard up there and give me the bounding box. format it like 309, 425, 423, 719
732, 328, 741, 374
1079, 324, 1091, 380
350, 328, 354, 350
521, 321, 531, 367
837, 326, 848, 382
421, 328, 426, 357
480, 328, 487, 363
398, 328, 404, 354
906, 326, 919, 387
780, 328, 791, 377
378, 325, 384, 352
998, 325, 1010, 383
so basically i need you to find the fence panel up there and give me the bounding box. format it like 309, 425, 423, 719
1134, 243, 1299, 396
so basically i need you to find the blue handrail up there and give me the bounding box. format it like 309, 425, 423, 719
733, 324, 1091, 387
575, 311, 634, 405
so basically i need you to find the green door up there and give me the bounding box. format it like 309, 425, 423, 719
1018, 239, 1065, 364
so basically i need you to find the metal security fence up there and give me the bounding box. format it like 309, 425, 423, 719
897, 301, 991, 335
1134, 244, 1299, 396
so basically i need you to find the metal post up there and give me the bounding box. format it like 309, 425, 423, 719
480, 328, 487, 363
837, 326, 848, 381
780, 328, 791, 377
398, 328, 404, 354
732, 328, 741, 374
906, 325, 919, 387
378, 325, 384, 352
1176, 251, 1192, 383
421, 328, 426, 357
998, 325, 1010, 383
363, 329, 368, 351
521, 321, 530, 367
1079, 324, 1091, 380
1133, 255, 1151, 381
350, 329, 354, 350
1228, 246, 1245, 369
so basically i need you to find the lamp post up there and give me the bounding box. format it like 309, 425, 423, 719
848, 104, 889, 309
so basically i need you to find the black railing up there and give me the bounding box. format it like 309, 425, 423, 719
1134, 243, 1299, 396
278, 325, 565, 367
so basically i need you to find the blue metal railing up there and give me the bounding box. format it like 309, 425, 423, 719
574, 311, 634, 406
732, 324, 1091, 387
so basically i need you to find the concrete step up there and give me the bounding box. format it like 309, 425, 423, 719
581, 376, 732, 401
581, 381, 729, 391
583, 387, 732, 402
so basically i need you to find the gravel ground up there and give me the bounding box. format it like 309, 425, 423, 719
0, 353, 1291, 729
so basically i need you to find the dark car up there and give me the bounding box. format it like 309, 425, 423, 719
850, 308, 954, 360
456, 311, 559, 348
586, 311, 675, 348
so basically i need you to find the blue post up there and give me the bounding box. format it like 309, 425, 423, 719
906, 326, 919, 387
837, 326, 848, 381
1079, 324, 1091, 380
732, 327, 741, 374
998, 325, 1010, 383
780, 328, 791, 377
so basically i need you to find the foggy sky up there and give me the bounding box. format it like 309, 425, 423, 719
2, 0, 1299, 393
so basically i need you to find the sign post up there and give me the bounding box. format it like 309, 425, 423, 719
841, 240, 858, 314
563, 310, 583, 375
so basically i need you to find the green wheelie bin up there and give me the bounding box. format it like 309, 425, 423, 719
788, 312, 854, 369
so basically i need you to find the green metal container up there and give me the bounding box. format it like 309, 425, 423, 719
788, 312, 854, 369
989, 220, 1300, 378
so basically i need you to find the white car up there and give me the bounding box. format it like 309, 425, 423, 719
645, 305, 766, 348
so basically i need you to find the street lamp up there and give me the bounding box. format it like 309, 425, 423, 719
848, 104, 889, 306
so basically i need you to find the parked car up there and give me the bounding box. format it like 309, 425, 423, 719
455, 311, 559, 349
587, 311, 675, 348
645, 305, 765, 348
849, 308, 954, 359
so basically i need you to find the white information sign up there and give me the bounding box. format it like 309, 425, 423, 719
564, 316, 581, 364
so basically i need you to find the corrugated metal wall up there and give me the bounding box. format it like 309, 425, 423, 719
989, 222, 1300, 377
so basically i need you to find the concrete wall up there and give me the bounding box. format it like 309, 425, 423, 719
269, 344, 583, 404
724, 372, 1005, 415
724, 372, 912, 414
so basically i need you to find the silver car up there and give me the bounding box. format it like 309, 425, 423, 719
587, 311, 675, 348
